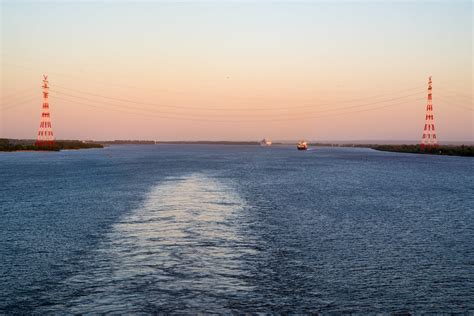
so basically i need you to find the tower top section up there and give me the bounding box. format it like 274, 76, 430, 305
42, 74, 49, 88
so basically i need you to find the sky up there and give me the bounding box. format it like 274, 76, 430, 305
1, 0, 472, 141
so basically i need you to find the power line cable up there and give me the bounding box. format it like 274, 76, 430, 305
50, 85, 424, 113
0, 96, 37, 110
436, 88, 473, 100
53, 95, 423, 123
49, 90, 422, 118
2, 60, 425, 103
1, 88, 36, 102
434, 94, 474, 111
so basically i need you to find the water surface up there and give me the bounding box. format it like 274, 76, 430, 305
1, 145, 473, 313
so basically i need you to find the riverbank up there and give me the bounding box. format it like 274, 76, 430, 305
0, 139, 104, 152
368, 144, 473, 157
2, 139, 472, 157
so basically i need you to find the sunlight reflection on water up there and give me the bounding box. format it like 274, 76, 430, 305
64, 173, 256, 313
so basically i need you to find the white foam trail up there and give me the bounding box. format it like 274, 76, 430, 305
63, 173, 255, 313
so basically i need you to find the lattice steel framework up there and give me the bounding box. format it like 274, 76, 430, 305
420, 76, 438, 149
35, 75, 56, 147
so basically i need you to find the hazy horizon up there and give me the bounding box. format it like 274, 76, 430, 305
1, 0, 472, 141
4, 137, 474, 146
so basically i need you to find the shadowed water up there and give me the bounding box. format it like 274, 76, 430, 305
0, 145, 473, 313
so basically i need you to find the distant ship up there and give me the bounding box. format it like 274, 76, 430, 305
260, 138, 272, 146
297, 140, 308, 150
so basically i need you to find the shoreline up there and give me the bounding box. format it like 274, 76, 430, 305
1, 139, 472, 157
0, 139, 104, 152
367, 144, 473, 157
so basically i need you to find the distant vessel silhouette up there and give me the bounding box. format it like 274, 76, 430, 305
297, 140, 308, 150
260, 138, 272, 146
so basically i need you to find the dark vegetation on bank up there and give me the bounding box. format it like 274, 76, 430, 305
0, 139, 103, 152
305, 142, 472, 157
368, 144, 473, 157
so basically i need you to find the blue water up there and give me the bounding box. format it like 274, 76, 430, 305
1, 145, 473, 313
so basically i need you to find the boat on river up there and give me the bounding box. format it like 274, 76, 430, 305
297, 140, 308, 150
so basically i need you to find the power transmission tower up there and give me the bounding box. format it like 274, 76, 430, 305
420, 76, 438, 149
35, 75, 56, 147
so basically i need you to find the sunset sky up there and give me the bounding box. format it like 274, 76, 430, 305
1, 0, 472, 141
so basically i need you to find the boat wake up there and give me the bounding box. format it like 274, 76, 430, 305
45, 173, 257, 313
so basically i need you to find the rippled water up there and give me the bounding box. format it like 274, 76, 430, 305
1, 145, 473, 313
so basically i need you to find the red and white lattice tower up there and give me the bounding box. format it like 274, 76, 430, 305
420, 76, 438, 149
35, 74, 56, 147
